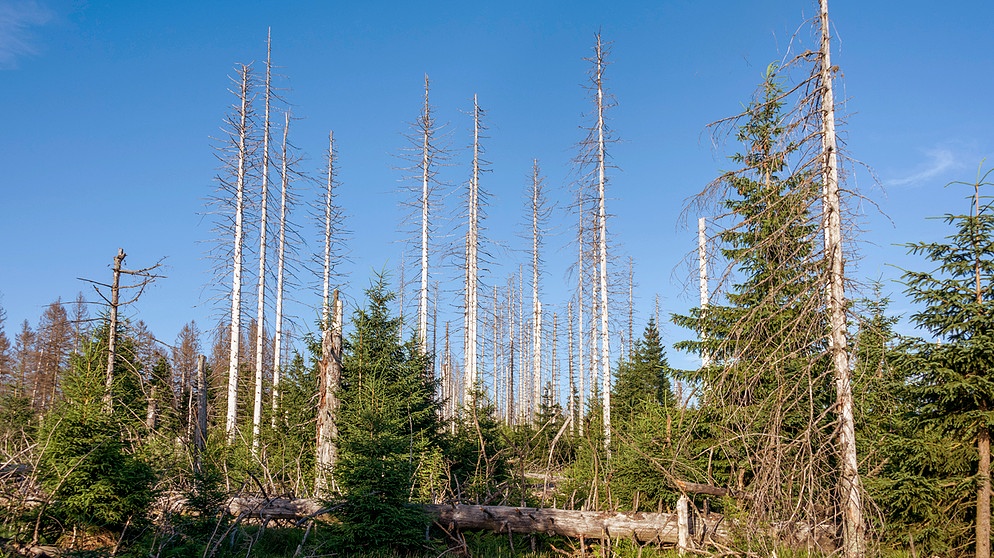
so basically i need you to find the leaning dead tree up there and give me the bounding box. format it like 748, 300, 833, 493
671, 5, 865, 554
80, 248, 163, 413
817, 1, 863, 555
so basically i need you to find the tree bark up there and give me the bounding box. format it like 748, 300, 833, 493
226, 64, 251, 444
593, 33, 612, 459
103, 248, 125, 413
315, 291, 342, 496
818, 2, 864, 556
979, 426, 992, 558
252, 30, 273, 456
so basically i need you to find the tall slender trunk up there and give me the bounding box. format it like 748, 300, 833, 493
323, 132, 336, 331
975, 179, 992, 558
698, 217, 710, 368
818, 2, 863, 556
568, 302, 576, 433
418, 75, 433, 355
593, 34, 612, 458
465, 95, 482, 400
272, 111, 291, 425
531, 160, 543, 422
226, 64, 251, 444
577, 202, 586, 436
252, 32, 273, 455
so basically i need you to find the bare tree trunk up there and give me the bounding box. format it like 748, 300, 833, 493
315, 291, 342, 497
698, 217, 710, 368
322, 131, 336, 331
417, 75, 434, 355
271, 111, 291, 426
818, 2, 863, 556
193, 354, 208, 476
103, 248, 125, 413
593, 34, 612, 459
530, 160, 546, 422
577, 205, 586, 436
252, 31, 274, 456
465, 95, 482, 401
568, 302, 576, 432
226, 64, 252, 444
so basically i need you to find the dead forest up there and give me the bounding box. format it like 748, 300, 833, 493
2, 2, 993, 557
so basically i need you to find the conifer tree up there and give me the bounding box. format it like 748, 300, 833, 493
899, 168, 994, 558
672, 65, 832, 529
333, 276, 442, 551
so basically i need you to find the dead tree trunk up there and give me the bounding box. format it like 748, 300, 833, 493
592, 33, 612, 459
315, 291, 343, 496
102, 248, 125, 413
193, 354, 208, 475
817, 2, 863, 557
226, 64, 252, 444
271, 111, 291, 425
426, 503, 722, 545
252, 31, 274, 456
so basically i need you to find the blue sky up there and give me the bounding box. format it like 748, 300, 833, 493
1, 0, 992, 373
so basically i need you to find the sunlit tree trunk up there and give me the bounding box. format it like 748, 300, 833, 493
226, 64, 252, 444
272, 111, 291, 425
464, 95, 483, 400
315, 291, 342, 496
252, 32, 273, 455
818, 2, 863, 556
592, 34, 612, 458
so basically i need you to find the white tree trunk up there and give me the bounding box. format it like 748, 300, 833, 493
418, 75, 433, 355
272, 111, 291, 425
531, 160, 543, 421
698, 216, 710, 368
594, 34, 612, 458
323, 131, 335, 331
226, 65, 251, 444
818, 2, 863, 556
576, 204, 586, 436
464, 95, 481, 401
252, 32, 273, 455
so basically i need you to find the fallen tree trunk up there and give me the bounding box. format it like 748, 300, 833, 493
160, 496, 727, 547
425, 503, 726, 545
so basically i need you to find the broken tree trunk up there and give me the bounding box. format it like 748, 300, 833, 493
425, 503, 724, 545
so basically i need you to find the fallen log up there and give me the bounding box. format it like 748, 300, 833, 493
165, 496, 727, 547
424, 503, 726, 545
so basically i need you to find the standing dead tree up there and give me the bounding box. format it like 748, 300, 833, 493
671, 5, 865, 552
572, 33, 616, 456
315, 290, 343, 496
528, 160, 552, 422
80, 248, 163, 413
218, 63, 255, 445
463, 94, 490, 403
251, 32, 275, 456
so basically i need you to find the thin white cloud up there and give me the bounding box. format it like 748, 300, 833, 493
0, 0, 53, 70
885, 147, 958, 189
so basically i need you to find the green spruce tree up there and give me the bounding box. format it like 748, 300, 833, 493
333, 276, 443, 552
897, 168, 994, 558
672, 65, 833, 525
